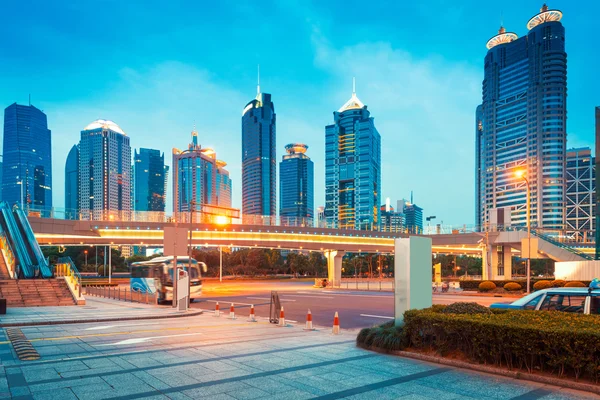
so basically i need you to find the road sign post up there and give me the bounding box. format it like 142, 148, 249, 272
164, 227, 189, 309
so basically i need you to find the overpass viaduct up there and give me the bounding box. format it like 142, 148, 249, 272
30, 217, 593, 284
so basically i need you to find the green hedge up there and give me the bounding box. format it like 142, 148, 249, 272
403, 306, 600, 381
459, 280, 591, 291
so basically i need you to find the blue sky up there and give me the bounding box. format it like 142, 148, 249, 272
1, 0, 597, 225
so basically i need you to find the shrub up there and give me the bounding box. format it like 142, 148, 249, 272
478, 281, 496, 292
441, 302, 491, 315
503, 282, 522, 292
533, 280, 552, 291
565, 281, 586, 288
402, 307, 600, 381
356, 322, 407, 352
551, 279, 567, 287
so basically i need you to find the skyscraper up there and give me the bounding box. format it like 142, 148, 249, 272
134, 148, 167, 212
399, 199, 423, 234
173, 128, 232, 220
325, 80, 381, 230
241, 75, 276, 221
476, 5, 567, 229
565, 148, 595, 241
380, 201, 405, 233
2, 103, 52, 209
595, 107, 600, 258
280, 143, 314, 225
65, 145, 79, 217
78, 119, 131, 220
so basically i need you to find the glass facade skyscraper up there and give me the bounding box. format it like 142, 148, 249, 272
2, 103, 52, 209
476, 5, 567, 229
65, 145, 79, 217
279, 143, 314, 225
241, 84, 276, 220
173, 129, 232, 218
134, 148, 167, 212
398, 199, 423, 234
78, 119, 131, 220
325, 84, 381, 230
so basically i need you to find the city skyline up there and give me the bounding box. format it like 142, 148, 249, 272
0, 1, 598, 225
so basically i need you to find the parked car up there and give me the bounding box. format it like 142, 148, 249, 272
490, 284, 600, 315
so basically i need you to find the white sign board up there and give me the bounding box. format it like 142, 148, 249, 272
163, 227, 189, 256
394, 237, 432, 326
520, 237, 539, 259
177, 269, 190, 312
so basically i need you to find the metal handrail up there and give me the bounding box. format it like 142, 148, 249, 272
56, 257, 83, 298
0, 230, 17, 278
531, 230, 594, 261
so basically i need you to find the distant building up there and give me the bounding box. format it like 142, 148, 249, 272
316, 206, 325, 228
280, 143, 314, 225
65, 145, 79, 218
325, 80, 381, 230
380, 203, 405, 233
398, 199, 423, 234
476, 5, 567, 229
2, 103, 52, 209
79, 120, 131, 220
596, 107, 600, 255
173, 128, 232, 220
134, 148, 167, 212
241, 77, 276, 221
566, 148, 595, 241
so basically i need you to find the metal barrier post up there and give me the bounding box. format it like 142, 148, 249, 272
145, 290, 148, 304
155, 291, 158, 305
118, 288, 121, 301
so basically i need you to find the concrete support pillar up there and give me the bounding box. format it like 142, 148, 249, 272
482, 244, 512, 280
325, 250, 346, 287
481, 245, 492, 281
394, 237, 432, 326
503, 246, 513, 280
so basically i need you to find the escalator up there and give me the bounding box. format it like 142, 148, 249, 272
0, 202, 37, 278
13, 207, 52, 278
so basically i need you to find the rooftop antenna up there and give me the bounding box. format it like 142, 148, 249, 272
191, 121, 198, 148
257, 64, 260, 96
500, 10, 504, 27
352, 77, 356, 95
410, 190, 413, 204
28, 94, 31, 106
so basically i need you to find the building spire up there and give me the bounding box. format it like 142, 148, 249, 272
352, 77, 356, 95
257, 64, 261, 96
191, 122, 198, 148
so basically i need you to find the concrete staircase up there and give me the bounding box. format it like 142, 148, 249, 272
0, 254, 11, 279
0, 279, 76, 307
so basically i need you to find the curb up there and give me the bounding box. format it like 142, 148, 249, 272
361, 345, 600, 396
0, 310, 203, 328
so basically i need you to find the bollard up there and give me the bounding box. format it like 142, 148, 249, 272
278, 306, 286, 327
229, 303, 236, 319
248, 305, 256, 322
304, 309, 314, 331
332, 312, 340, 335
214, 302, 220, 317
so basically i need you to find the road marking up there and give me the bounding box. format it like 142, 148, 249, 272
246, 297, 296, 302
205, 300, 255, 306
285, 320, 298, 323
360, 314, 394, 319
95, 332, 203, 346
85, 323, 161, 331
285, 295, 334, 299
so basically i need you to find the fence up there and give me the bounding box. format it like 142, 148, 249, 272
337, 279, 395, 291
84, 285, 158, 305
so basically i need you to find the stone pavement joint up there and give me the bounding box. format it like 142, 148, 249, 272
25, 340, 356, 385
104, 354, 378, 399
313, 367, 450, 399
512, 387, 553, 399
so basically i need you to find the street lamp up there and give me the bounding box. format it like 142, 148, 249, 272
515, 169, 531, 293
84, 250, 88, 266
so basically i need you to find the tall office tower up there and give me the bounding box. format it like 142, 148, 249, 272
65, 145, 79, 218
565, 148, 595, 241
2, 103, 52, 209
78, 120, 131, 220
241, 75, 276, 221
398, 199, 423, 234
215, 160, 232, 207
134, 148, 167, 212
325, 80, 381, 230
173, 128, 232, 219
279, 143, 314, 225
476, 5, 567, 229
595, 107, 600, 258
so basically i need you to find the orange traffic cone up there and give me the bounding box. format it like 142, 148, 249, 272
229, 303, 236, 319
214, 302, 220, 317
332, 311, 340, 335
304, 309, 314, 331
248, 304, 256, 322
278, 306, 286, 327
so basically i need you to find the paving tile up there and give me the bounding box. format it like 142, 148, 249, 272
226, 387, 270, 400
31, 387, 77, 400
182, 381, 254, 398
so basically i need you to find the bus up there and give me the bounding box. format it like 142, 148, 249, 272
130, 256, 207, 303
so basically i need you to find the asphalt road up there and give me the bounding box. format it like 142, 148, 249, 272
193, 280, 507, 329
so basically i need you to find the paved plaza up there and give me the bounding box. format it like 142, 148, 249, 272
0, 303, 596, 399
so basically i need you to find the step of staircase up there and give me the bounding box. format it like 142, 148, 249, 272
0, 279, 76, 307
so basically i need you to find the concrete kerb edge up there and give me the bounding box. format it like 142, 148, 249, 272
0, 310, 203, 327
361, 345, 600, 396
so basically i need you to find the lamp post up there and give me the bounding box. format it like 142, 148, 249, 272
516, 170, 531, 293
84, 250, 88, 267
